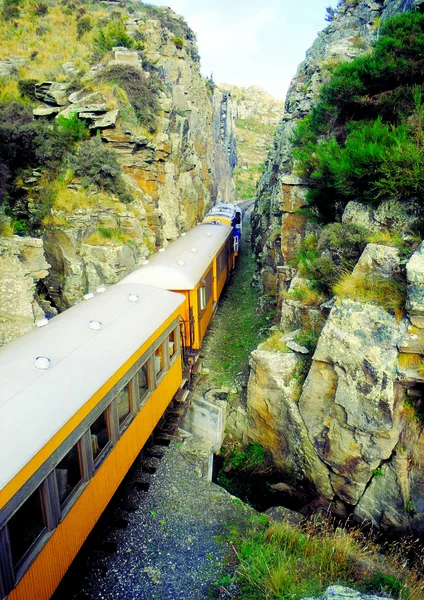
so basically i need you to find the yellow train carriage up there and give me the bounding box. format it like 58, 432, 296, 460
0, 284, 185, 600
119, 223, 234, 352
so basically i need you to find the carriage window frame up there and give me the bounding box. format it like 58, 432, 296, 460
90, 405, 113, 470
199, 269, 213, 314
4, 478, 58, 587
55, 437, 85, 514
136, 359, 152, 409
115, 382, 134, 435
153, 342, 167, 385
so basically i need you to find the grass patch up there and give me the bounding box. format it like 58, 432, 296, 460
223, 514, 423, 600
333, 273, 406, 315
283, 281, 325, 307
201, 217, 275, 389
85, 226, 134, 246
260, 331, 290, 353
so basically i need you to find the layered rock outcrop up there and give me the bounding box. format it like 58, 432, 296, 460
0, 5, 236, 342
0, 236, 50, 345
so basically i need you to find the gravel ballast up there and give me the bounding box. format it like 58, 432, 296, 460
54, 435, 253, 600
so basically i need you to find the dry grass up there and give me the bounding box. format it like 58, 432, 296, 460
225, 514, 424, 600
53, 183, 121, 213
260, 331, 289, 353
283, 281, 325, 307
333, 273, 406, 316
0, 1, 108, 82
85, 226, 136, 246
398, 353, 423, 370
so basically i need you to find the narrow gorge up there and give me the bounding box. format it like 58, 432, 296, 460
2, 0, 424, 598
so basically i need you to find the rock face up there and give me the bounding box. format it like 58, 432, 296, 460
0, 237, 50, 345
247, 241, 424, 532
218, 84, 284, 200
251, 0, 424, 294
220, 84, 284, 126
0, 6, 236, 343
303, 586, 394, 600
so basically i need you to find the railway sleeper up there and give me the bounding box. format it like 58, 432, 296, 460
133, 480, 150, 492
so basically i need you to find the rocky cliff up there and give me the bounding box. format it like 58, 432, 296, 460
218, 84, 284, 200
252, 0, 423, 294
246, 0, 424, 533
0, 2, 236, 344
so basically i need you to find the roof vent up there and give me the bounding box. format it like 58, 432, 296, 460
96, 286, 106, 294
34, 356, 50, 370
89, 320, 102, 331
159, 248, 166, 253
191, 247, 197, 253
128, 294, 139, 302
206, 232, 212, 237
177, 259, 185, 266
36, 318, 49, 328
84, 293, 94, 301
142, 260, 149, 265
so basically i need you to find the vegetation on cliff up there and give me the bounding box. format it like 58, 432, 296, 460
292, 11, 424, 224
0, 0, 197, 235
218, 513, 423, 600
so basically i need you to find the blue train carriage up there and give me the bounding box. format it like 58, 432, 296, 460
0, 284, 185, 600
202, 203, 242, 256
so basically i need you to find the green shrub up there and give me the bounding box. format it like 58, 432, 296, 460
92, 19, 134, 58
70, 137, 133, 203
100, 64, 160, 132
18, 79, 38, 101
222, 443, 268, 475
363, 571, 405, 597
173, 36, 184, 49
76, 15, 92, 38
292, 12, 424, 223
56, 112, 89, 143
34, 1, 48, 16
226, 516, 419, 600
3, 0, 21, 20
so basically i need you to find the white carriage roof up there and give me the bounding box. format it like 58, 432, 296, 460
0, 284, 184, 491
119, 223, 232, 291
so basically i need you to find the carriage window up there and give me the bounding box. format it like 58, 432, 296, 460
217, 246, 228, 279
90, 409, 110, 463
116, 384, 131, 429
168, 329, 177, 358
199, 285, 207, 311
199, 270, 212, 312
55, 442, 83, 506
138, 363, 149, 402
8, 487, 46, 568
154, 346, 164, 379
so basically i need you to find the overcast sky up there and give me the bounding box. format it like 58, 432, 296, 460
146, 0, 337, 99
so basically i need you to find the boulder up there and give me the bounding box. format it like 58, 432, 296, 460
299, 300, 403, 504
406, 241, 424, 320
35, 82, 69, 106
352, 244, 400, 279
88, 109, 119, 129
264, 505, 304, 526
0, 58, 26, 77
247, 346, 333, 497
302, 585, 394, 600
342, 201, 376, 231
33, 105, 61, 117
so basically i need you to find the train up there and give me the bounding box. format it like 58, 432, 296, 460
0, 203, 242, 600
